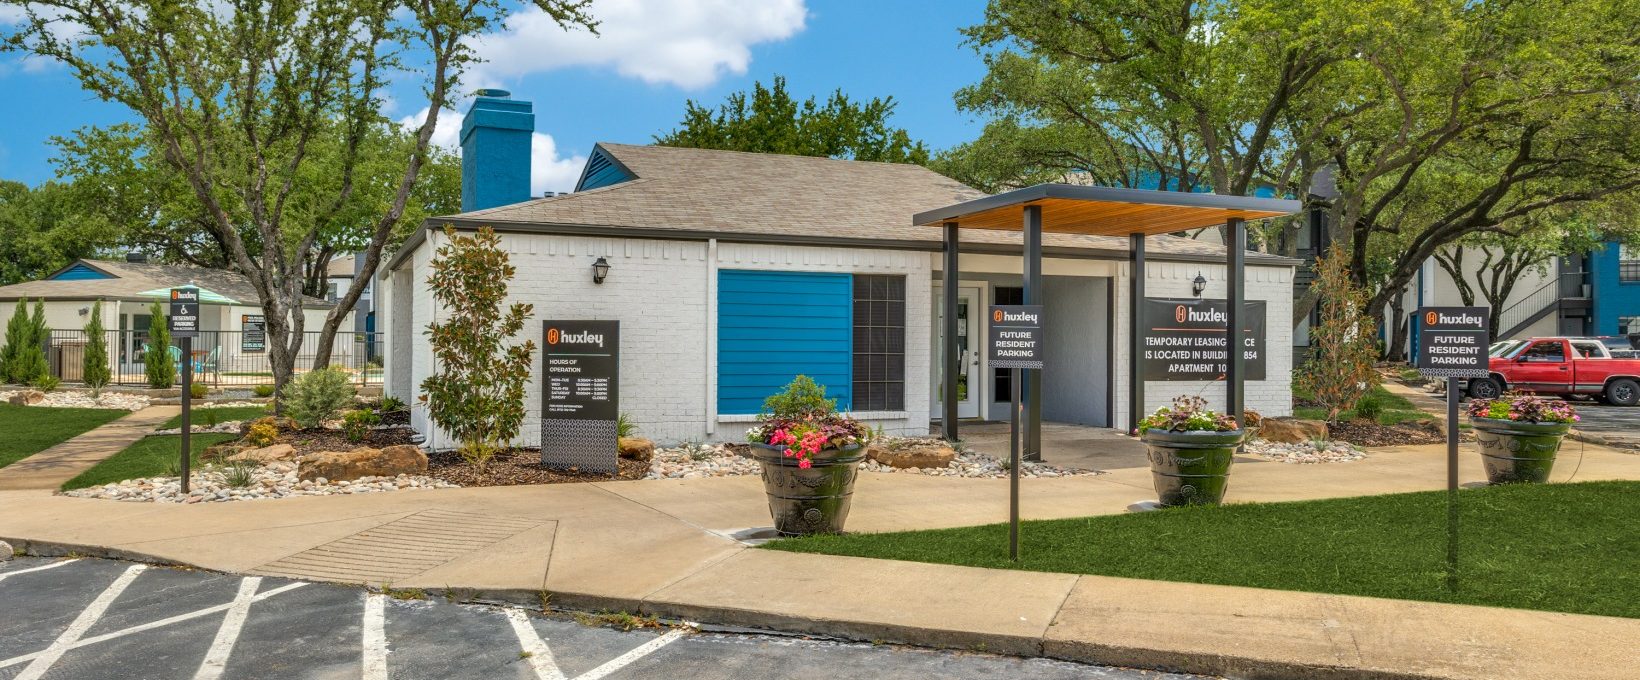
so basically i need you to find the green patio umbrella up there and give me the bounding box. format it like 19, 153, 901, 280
134, 287, 239, 305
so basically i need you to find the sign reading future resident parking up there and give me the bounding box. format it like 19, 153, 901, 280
168, 287, 199, 337
1415, 307, 1490, 378
541, 320, 619, 474
1140, 298, 1267, 381
988, 305, 1044, 370
241, 315, 266, 353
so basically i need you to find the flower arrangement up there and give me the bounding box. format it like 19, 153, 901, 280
1467, 393, 1579, 424
1137, 395, 1240, 434
746, 375, 872, 468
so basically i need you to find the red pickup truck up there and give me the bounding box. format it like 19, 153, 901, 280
1467, 337, 1640, 406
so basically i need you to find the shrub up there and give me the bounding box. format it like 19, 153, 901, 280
1, 299, 48, 385
29, 374, 61, 392
244, 420, 280, 448
252, 384, 275, 398
82, 301, 111, 394
343, 409, 380, 442
759, 374, 836, 419
223, 461, 257, 488
144, 300, 176, 389
380, 395, 406, 413
0, 299, 28, 383
1353, 394, 1384, 422
419, 226, 536, 470
617, 412, 637, 438
1296, 246, 1380, 422
280, 367, 355, 429
189, 382, 208, 400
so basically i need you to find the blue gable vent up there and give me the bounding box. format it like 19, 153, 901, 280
717, 270, 852, 414
575, 148, 634, 192
50, 263, 113, 281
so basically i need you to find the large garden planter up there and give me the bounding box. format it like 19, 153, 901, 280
1141, 429, 1247, 506
751, 443, 866, 535
1470, 417, 1571, 484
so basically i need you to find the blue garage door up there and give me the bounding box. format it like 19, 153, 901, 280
718, 270, 852, 414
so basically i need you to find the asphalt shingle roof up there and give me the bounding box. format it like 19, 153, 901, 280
0, 259, 332, 307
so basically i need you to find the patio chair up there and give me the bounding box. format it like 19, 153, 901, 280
194, 346, 221, 378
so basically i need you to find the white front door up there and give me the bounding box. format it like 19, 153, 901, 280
932, 285, 982, 419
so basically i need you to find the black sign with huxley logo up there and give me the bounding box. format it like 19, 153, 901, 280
168, 287, 199, 337
1415, 306, 1489, 378
541, 320, 619, 473
988, 305, 1044, 369
1141, 298, 1267, 381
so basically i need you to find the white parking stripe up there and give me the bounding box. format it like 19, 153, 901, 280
15, 564, 145, 680
573, 629, 686, 680
362, 593, 389, 680
0, 582, 307, 669
192, 577, 261, 680
506, 609, 567, 680
0, 559, 80, 582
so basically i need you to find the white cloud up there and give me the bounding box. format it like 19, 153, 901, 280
470, 0, 807, 89
399, 107, 587, 197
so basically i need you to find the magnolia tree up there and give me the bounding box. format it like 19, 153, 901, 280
420, 227, 535, 469
1297, 246, 1380, 422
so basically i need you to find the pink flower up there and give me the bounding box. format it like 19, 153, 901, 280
798, 459, 812, 469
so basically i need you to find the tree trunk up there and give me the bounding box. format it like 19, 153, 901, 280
1388, 289, 1409, 361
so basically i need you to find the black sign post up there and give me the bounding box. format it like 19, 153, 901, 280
541, 320, 619, 474
1414, 306, 1490, 593
1140, 298, 1266, 381
988, 305, 1042, 562
169, 287, 199, 494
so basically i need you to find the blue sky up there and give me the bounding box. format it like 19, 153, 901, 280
0, 0, 992, 194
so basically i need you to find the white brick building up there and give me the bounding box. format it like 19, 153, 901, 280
378, 92, 1301, 450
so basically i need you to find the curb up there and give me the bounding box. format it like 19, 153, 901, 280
2, 536, 1463, 680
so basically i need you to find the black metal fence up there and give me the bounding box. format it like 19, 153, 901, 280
43, 329, 383, 387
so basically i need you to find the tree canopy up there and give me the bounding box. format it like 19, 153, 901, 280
655, 76, 930, 164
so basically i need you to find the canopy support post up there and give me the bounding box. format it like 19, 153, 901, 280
1023, 205, 1043, 461
942, 221, 960, 442
1129, 233, 1145, 433
1226, 217, 1247, 426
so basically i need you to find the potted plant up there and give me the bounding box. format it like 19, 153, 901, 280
746, 376, 874, 535
1138, 396, 1247, 506
1467, 393, 1578, 484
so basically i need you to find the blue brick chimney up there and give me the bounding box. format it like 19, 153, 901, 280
460, 89, 534, 211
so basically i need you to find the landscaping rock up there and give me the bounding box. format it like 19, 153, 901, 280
0, 540, 12, 561
59, 459, 457, 503
866, 442, 957, 469
227, 443, 297, 464
1259, 417, 1328, 444
7, 390, 45, 406
298, 444, 427, 482
617, 437, 655, 462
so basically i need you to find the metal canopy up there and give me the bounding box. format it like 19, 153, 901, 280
928, 183, 1303, 454
913, 184, 1301, 236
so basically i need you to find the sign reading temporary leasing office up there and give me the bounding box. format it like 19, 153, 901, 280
1140, 298, 1266, 381
987, 305, 1044, 370
541, 319, 619, 474
168, 286, 199, 337
1415, 307, 1489, 377
241, 315, 266, 352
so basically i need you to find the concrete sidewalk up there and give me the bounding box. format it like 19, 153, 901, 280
0, 405, 179, 491
2, 441, 1637, 679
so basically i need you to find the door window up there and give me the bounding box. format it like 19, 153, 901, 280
1519, 341, 1565, 362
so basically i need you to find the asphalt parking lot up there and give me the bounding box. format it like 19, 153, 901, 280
0, 556, 1207, 680
1559, 400, 1640, 449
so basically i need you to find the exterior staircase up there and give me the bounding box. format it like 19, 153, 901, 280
1496, 272, 1590, 340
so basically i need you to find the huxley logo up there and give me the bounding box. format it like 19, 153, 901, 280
547, 327, 604, 347
997, 309, 1038, 324
1427, 311, 1483, 327
1181, 306, 1227, 324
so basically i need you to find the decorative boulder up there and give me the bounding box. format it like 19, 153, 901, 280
7, 390, 45, 406
617, 437, 654, 462
202, 442, 246, 461
298, 444, 427, 482
1259, 418, 1329, 444
227, 443, 297, 464
866, 442, 957, 469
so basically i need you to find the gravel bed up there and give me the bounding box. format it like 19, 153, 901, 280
645, 441, 1101, 479
1244, 438, 1367, 463
425, 448, 649, 486
59, 460, 457, 503
1, 389, 149, 411
860, 449, 1101, 478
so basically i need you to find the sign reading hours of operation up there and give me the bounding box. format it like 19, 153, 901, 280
541, 320, 619, 474
988, 305, 1044, 370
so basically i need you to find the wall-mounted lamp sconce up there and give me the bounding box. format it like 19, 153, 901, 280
591, 257, 611, 284
78, 306, 90, 317
1192, 272, 1208, 297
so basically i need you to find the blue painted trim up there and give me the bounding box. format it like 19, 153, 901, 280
49, 263, 113, 281
575, 147, 634, 192
716, 270, 853, 414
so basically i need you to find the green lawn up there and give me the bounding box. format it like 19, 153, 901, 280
156, 405, 268, 430
0, 403, 129, 470
1294, 385, 1432, 425
61, 433, 238, 490
765, 481, 1640, 619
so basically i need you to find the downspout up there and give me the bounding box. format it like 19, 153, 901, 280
706, 238, 718, 437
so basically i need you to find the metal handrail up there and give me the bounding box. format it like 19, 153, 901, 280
1496, 271, 1587, 337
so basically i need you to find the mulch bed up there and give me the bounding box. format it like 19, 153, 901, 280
275, 426, 419, 457
424, 448, 649, 487
1326, 419, 1452, 447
